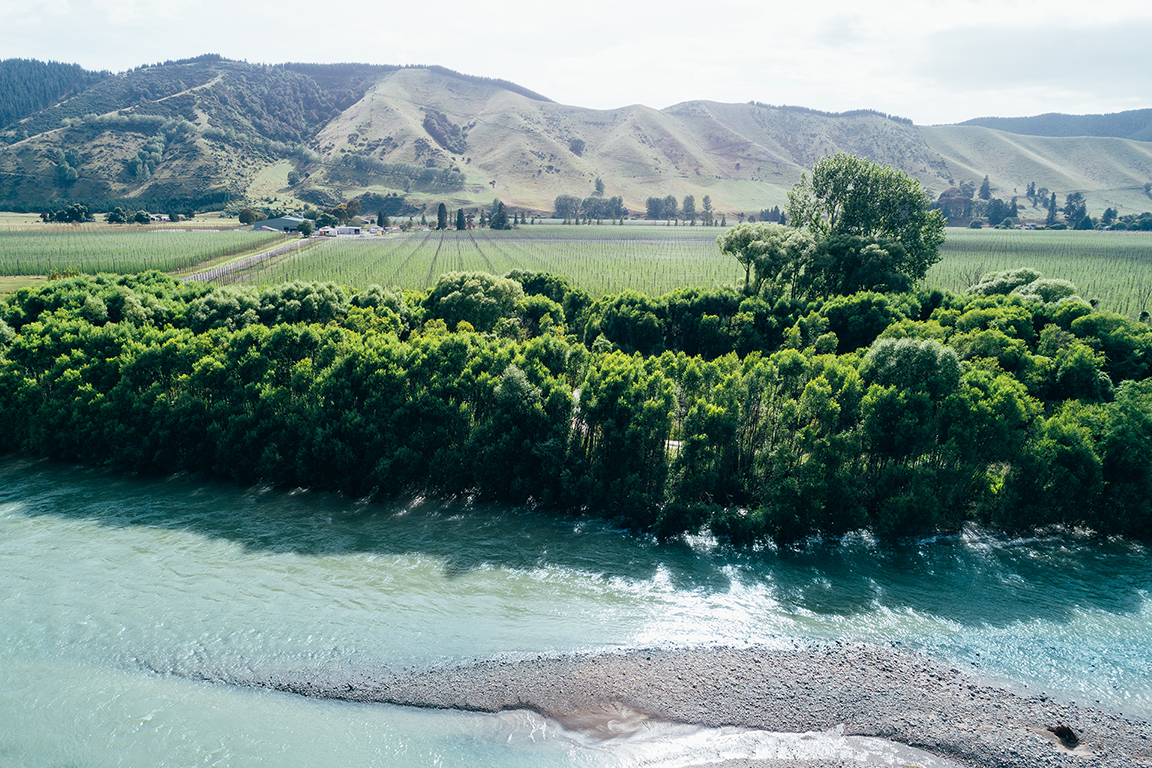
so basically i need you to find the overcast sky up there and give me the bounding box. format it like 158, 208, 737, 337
3, 0, 1150, 125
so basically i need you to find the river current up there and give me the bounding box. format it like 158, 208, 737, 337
1, 457, 1149, 766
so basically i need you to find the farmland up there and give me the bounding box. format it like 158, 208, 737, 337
220, 225, 743, 297
929, 229, 1152, 317
2, 222, 1150, 318
0, 228, 290, 277
220, 225, 1152, 317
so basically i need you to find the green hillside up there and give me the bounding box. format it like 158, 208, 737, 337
1, 55, 1150, 221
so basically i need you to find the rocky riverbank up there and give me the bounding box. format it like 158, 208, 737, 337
177, 642, 1152, 767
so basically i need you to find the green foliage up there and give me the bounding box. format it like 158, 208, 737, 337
422, 108, 467, 154
787, 153, 946, 280
424, 271, 524, 332
2, 268, 1149, 548
717, 222, 816, 295
797, 235, 917, 298
489, 201, 511, 230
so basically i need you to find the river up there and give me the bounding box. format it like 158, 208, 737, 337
1, 457, 1149, 766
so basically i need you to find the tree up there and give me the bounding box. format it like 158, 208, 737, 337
569, 138, 585, 156
682, 195, 696, 225
702, 195, 713, 226
1046, 193, 1058, 226
104, 207, 128, 224
437, 202, 448, 230
786, 153, 946, 279
663, 195, 678, 222
979, 175, 991, 200
296, 219, 314, 237
490, 201, 511, 230
1064, 192, 1087, 226
986, 198, 1009, 226
424, 271, 524, 332
595, 177, 605, 194
132, 210, 151, 225
717, 222, 817, 295
555, 194, 580, 222
287, 170, 301, 186
456, 208, 465, 230
238, 208, 258, 225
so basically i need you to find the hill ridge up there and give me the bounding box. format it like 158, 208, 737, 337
1, 55, 1150, 218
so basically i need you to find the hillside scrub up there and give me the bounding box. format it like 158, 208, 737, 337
1, 271, 1149, 544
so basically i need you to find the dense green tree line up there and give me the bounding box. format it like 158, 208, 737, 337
1, 269, 1149, 545
0, 58, 109, 135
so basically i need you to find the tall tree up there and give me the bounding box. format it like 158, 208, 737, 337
786, 153, 946, 279
1063, 192, 1087, 226
437, 202, 448, 231
702, 195, 713, 226
490, 201, 511, 230
979, 175, 991, 200
456, 208, 466, 230
717, 222, 816, 295
682, 195, 696, 225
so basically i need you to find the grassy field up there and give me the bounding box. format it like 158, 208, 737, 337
222, 225, 742, 297
0, 228, 290, 277
931, 229, 1152, 317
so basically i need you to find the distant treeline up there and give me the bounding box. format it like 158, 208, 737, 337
554, 194, 626, 220
1, 190, 231, 216
2, 270, 1148, 545
747, 102, 914, 126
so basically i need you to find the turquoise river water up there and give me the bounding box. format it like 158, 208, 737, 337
1, 457, 1149, 766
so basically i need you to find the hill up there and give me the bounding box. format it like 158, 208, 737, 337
920, 126, 1152, 215
958, 109, 1152, 142
1, 55, 1150, 220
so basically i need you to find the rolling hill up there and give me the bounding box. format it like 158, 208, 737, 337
1, 55, 1150, 219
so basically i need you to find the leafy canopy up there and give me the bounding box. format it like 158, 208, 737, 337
786, 153, 946, 282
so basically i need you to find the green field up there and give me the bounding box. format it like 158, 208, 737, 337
222, 225, 1152, 316
4, 223, 1150, 318
222, 225, 742, 297
931, 229, 1152, 317
0, 228, 289, 276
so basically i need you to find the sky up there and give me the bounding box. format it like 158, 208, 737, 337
3, 0, 1151, 125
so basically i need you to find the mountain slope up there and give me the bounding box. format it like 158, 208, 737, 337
959, 109, 1152, 142
1, 55, 1150, 219
0, 59, 109, 132
921, 125, 1152, 213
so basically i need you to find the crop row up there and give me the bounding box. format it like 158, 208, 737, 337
931, 230, 1152, 317
0, 229, 288, 276
226, 226, 742, 296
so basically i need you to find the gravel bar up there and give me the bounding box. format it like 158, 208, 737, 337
173, 642, 1152, 767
